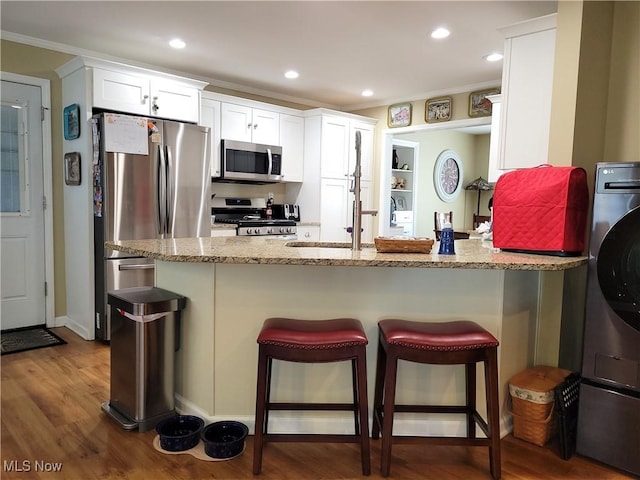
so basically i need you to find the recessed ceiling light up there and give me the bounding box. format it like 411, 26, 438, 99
284, 70, 299, 79
169, 38, 186, 49
485, 53, 503, 62
431, 27, 450, 39
361, 89, 374, 97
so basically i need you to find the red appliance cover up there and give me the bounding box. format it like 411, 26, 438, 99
492, 165, 589, 256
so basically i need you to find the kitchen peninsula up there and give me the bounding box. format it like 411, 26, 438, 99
107, 237, 586, 437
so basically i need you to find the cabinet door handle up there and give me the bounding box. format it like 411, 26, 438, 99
142, 94, 149, 105
253, 123, 258, 129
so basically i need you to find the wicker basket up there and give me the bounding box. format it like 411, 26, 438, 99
374, 237, 434, 253
509, 365, 571, 446
511, 405, 557, 446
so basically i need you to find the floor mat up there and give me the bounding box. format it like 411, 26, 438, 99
1, 326, 67, 355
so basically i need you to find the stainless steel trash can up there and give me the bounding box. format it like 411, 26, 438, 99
101, 286, 186, 432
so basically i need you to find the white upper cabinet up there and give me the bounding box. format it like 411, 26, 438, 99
317, 116, 374, 181
301, 109, 376, 242
92, 68, 150, 116
200, 97, 222, 177
350, 121, 375, 182
220, 103, 279, 145
491, 14, 557, 181
149, 78, 200, 123
202, 92, 305, 182
90, 64, 203, 123
279, 114, 304, 182
320, 116, 350, 178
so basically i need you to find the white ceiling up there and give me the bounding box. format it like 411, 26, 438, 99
1, 1, 557, 110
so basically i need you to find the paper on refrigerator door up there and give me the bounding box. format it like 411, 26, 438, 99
104, 113, 149, 155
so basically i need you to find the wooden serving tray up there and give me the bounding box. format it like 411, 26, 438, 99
374, 237, 434, 253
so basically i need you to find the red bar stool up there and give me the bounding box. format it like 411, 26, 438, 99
372, 319, 501, 478
253, 317, 371, 475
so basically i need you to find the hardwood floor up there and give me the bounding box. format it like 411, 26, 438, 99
1, 327, 634, 479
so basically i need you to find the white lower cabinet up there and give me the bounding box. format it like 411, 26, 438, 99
296, 226, 320, 242
211, 228, 236, 237
320, 179, 350, 242
320, 178, 374, 243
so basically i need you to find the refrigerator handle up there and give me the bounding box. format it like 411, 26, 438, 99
157, 145, 166, 235
165, 145, 173, 236
267, 147, 273, 176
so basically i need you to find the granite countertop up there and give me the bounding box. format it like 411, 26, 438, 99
106, 237, 587, 271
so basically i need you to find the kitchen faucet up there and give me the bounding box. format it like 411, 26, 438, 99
349, 131, 378, 250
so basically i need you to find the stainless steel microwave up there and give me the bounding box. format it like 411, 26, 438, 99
217, 139, 283, 183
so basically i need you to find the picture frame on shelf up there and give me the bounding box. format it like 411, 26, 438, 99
63, 103, 80, 140
64, 152, 81, 185
469, 88, 500, 117
425, 96, 452, 123
387, 103, 412, 128
396, 196, 407, 211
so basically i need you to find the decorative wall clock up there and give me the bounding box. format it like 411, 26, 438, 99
433, 150, 464, 202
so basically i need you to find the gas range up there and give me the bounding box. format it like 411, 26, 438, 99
212, 197, 297, 238
222, 218, 297, 237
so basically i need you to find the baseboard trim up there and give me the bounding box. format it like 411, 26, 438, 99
53, 315, 92, 340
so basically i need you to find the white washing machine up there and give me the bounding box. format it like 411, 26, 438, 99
577, 162, 640, 476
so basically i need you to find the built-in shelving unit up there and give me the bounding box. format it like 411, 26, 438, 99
382, 139, 419, 236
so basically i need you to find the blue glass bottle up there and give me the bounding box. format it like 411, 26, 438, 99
438, 221, 456, 255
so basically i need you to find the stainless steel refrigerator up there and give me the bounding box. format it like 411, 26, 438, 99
92, 112, 210, 341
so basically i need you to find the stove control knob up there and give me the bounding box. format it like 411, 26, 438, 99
246, 228, 253, 235
254, 228, 261, 235
266, 227, 273, 234
279, 227, 286, 233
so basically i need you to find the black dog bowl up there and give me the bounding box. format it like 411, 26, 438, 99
201, 421, 249, 459
155, 415, 204, 452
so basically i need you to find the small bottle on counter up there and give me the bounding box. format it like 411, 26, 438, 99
266, 192, 274, 219
438, 221, 456, 255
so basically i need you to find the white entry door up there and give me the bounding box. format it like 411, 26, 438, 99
1, 80, 46, 330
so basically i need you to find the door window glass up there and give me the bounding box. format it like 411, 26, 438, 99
0, 103, 26, 213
